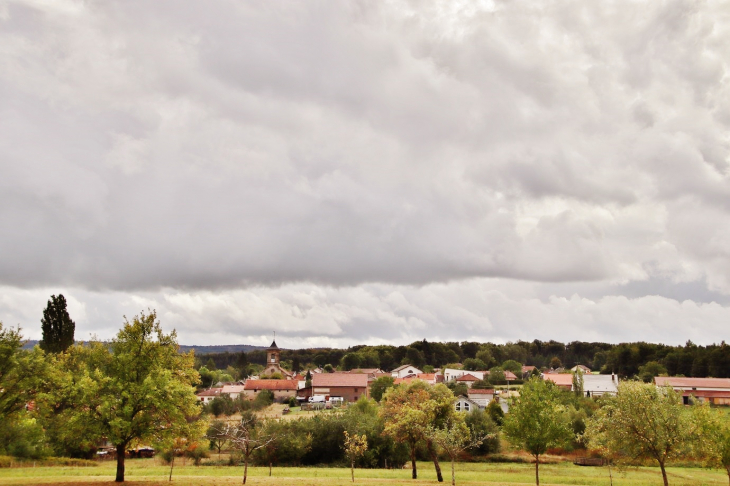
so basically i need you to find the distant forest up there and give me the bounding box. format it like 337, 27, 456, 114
197, 338, 730, 379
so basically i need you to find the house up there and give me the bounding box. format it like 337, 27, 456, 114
655, 377, 730, 405
348, 368, 385, 376
415, 373, 437, 385
522, 365, 537, 379
542, 373, 574, 390
456, 373, 480, 388
454, 395, 481, 413
305, 372, 369, 402
443, 368, 485, 382
581, 374, 618, 397
467, 388, 495, 408
391, 364, 423, 379
196, 388, 222, 403
221, 384, 245, 400
243, 379, 298, 402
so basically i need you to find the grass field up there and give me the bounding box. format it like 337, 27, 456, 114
0, 459, 728, 485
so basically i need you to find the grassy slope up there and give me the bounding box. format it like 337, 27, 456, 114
0, 460, 727, 485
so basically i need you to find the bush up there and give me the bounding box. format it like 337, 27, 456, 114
252, 390, 274, 410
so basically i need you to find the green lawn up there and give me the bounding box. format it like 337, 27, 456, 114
0, 460, 727, 485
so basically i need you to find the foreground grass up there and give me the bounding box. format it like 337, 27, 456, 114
0, 459, 727, 485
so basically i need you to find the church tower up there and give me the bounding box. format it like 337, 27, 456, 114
260, 335, 293, 379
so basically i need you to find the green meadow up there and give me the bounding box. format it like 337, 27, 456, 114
0, 460, 728, 486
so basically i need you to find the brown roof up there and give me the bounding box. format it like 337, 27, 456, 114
196, 388, 222, 397
417, 373, 436, 381
504, 371, 518, 381
655, 377, 730, 389
244, 379, 298, 391
457, 374, 479, 382
468, 389, 495, 395
313, 372, 369, 388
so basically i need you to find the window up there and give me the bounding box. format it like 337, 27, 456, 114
464, 402, 470, 411
455, 402, 461, 411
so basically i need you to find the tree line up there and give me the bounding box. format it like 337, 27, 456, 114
200, 338, 730, 380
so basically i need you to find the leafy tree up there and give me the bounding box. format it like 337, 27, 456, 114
343, 431, 368, 482
341, 353, 362, 371
0, 323, 45, 423
471, 379, 492, 390
503, 378, 572, 486
39, 294, 75, 353
464, 408, 500, 454
305, 369, 312, 389
486, 400, 504, 426
55, 311, 200, 482
475, 348, 495, 368
208, 420, 230, 461
380, 381, 454, 482
549, 357, 562, 369
638, 361, 667, 383
501, 359, 522, 376
572, 369, 584, 397
583, 381, 696, 486
487, 367, 506, 386
463, 358, 488, 371
369, 376, 395, 402
446, 381, 468, 397
323, 364, 334, 373
693, 404, 730, 484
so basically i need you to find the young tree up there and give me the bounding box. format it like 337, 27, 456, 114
208, 420, 230, 461
212, 412, 277, 484
380, 381, 454, 482
694, 404, 730, 484
503, 378, 572, 486
56, 311, 200, 482
39, 294, 75, 353
343, 431, 368, 482
426, 414, 485, 486
583, 381, 696, 486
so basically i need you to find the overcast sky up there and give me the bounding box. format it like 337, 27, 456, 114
1, 0, 729, 348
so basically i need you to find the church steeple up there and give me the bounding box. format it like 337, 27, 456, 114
266, 333, 280, 365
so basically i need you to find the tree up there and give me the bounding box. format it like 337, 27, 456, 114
694, 404, 730, 485
463, 358, 488, 371
212, 412, 277, 484
39, 294, 75, 353
343, 431, 368, 482
426, 415, 484, 486
487, 367, 506, 386
56, 311, 200, 482
0, 323, 45, 423
583, 381, 696, 486
638, 361, 667, 383
369, 376, 395, 402
208, 420, 230, 461
501, 360, 522, 376
503, 378, 572, 486
380, 381, 454, 482
572, 369, 584, 397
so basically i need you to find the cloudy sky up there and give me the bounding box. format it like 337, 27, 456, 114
1, 0, 729, 348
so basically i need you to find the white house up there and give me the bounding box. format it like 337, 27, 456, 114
391, 364, 423, 379
454, 396, 481, 413
443, 368, 485, 382
581, 374, 618, 397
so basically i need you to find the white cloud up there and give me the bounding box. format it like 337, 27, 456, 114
0, 0, 729, 346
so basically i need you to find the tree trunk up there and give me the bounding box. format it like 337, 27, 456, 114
243, 456, 249, 485
269, 462, 272, 476
410, 443, 417, 479
725, 465, 730, 486
451, 458, 456, 486
115, 444, 126, 482
608, 460, 613, 486
169, 452, 175, 482
534, 454, 539, 486
427, 440, 443, 482
351, 459, 355, 482
659, 461, 668, 486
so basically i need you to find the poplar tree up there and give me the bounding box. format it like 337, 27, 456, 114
40, 294, 75, 353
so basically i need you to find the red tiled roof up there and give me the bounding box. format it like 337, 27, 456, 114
196, 388, 222, 397
457, 374, 479, 382
655, 377, 730, 389
313, 372, 369, 388
244, 379, 298, 391
543, 374, 574, 387
468, 389, 495, 395
504, 371, 518, 381
417, 373, 436, 380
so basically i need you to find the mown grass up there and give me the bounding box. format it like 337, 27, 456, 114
0, 459, 728, 485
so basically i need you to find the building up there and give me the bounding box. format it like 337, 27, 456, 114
456, 373, 480, 388
260, 340, 294, 379
542, 373, 574, 391
581, 374, 618, 397
655, 377, 730, 405
243, 379, 298, 402
443, 368, 485, 382
454, 395, 481, 413
391, 365, 423, 379
196, 388, 222, 403
221, 384, 245, 400
309, 372, 369, 402
467, 388, 495, 408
